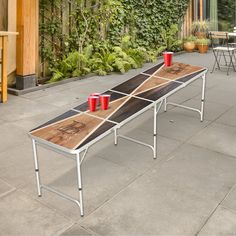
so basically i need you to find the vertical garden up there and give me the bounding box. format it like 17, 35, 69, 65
39, 0, 190, 82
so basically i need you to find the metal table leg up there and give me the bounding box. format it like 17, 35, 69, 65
200, 74, 206, 122
76, 153, 84, 216
32, 139, 42, 197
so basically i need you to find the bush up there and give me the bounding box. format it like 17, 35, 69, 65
49, 35, 159, 82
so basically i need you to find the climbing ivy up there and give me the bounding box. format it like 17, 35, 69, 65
39, 0, 190, 81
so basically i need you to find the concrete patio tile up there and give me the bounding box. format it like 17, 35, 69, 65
81, 174, 218, 236
0, 178, 15, 198
149, 144, 236, 201
195, 86, 236, 106
0, 190, 72, 236
11, 105, 72, 131
213, 77, 236, 93
216, 106, 236, 127
0, 123, 28, 153
21, 79, 91, 100
0, 142, 75, 188
139, 110, 209, 142
176, 52, 212, 67
61, 224, 92, 236
198, 206, 236, 236
82, 144, 236, 236
165, 91, 194, 105
34, 89, 88, 108
0, 96, 58, 122
170, 98, 231, 121
221, 185, 236, 212
189, 123, 236, 158
97, 129, 182, 172
21, 155, 138, 221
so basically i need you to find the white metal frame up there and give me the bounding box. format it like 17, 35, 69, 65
30, 67, 207, 216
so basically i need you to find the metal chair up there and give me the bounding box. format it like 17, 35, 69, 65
209, 31, 236, 75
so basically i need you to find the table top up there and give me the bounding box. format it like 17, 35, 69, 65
0, 31, 19, 36
30, 62, 207, 152
228, 32, 236, 36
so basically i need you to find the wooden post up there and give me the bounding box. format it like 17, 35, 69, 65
199, 0, 203, 21
16, 0, 38, 89
1, 36, 8, 102
0, 31, 18, 102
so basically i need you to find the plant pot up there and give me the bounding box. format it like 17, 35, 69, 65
197, 44, 208, 53
183, 42, 195, 52
195, 32, 206, 39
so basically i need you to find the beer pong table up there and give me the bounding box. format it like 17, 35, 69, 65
29, 62, 207, 216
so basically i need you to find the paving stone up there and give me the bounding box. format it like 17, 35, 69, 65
82, 144, 236, 236
12, 106, 72, 131
0, 190, 72, 236
222, 185, 236, 212
198, 206, 236, 236
21, 155, 138, 221
189, 123, 236, 158
138, 110, 209, 142
0, 96, 58, 122
149, 144, 236, 201
81, 174, 218, 236
195, 87, 236, 106
0, 179, 15, 197
0, 142, 75, 188
0, 123, 28, 153
97, 129, 182, 172
171, 98, 231, 121
61, 224, 92, 236
34, 89, 88, 108
216, 106, 236, 127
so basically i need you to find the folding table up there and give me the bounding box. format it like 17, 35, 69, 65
29, 62, 207, 216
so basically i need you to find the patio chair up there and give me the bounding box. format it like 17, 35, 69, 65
209, 31, 236, 75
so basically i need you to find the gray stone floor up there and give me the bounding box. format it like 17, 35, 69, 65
1, 52, 236, 235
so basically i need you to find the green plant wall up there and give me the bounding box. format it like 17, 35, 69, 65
111, 0, 189, 48
39, 0, 190, 81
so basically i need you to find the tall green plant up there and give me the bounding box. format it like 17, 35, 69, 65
158, 24, 183, 52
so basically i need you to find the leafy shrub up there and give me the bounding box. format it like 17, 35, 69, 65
49, 35, 159, 82
158, 24, 183, 52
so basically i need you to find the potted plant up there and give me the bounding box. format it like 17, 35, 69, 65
196, 38, 210, 53
183, 35, 197, 52
192, 20, 209, 39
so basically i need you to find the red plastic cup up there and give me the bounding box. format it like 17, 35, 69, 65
100, 94, 111, 110
88, 96, 99, 112
163, 52, 173, 67
90, 93, 100, 105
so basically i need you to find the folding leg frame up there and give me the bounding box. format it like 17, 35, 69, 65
164, 74, 206, 122
32, 139, 85, 216
114, 100, 164, 159
211, 49, 236, 75
31, 73, 206, 215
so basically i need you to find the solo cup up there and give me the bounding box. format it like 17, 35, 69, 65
88, 96, 99, 112
163, 52, 173, 67
90, 93, 100, 104
100, 94, 111, 110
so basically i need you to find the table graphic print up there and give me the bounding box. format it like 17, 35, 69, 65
29, 61, 207, 216
30, 62, 205, 150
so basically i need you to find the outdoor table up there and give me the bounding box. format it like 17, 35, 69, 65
228, 32, 236, 37
0, 31, 18, 102
29, 61, 207, 216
